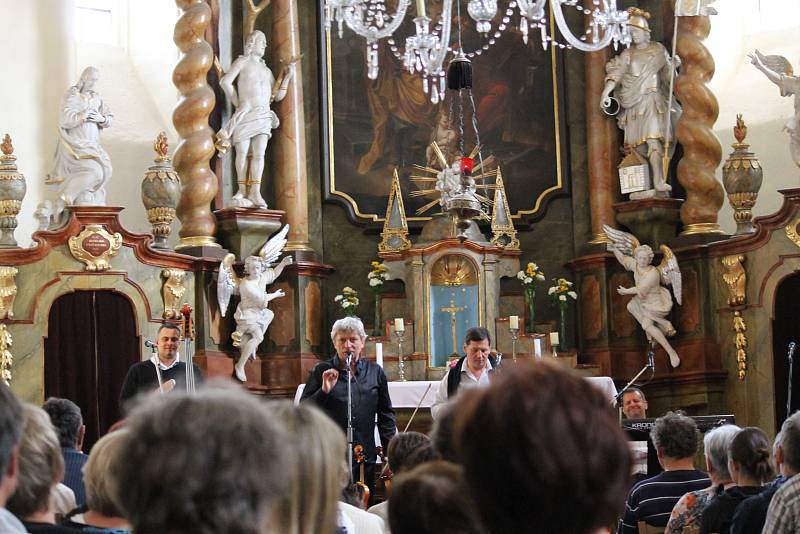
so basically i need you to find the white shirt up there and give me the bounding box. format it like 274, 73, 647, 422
430, 358, 494, 420
150, 354, 180, 370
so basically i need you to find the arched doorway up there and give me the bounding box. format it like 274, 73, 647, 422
44, 290, 139, 450
773, 273, 800, 429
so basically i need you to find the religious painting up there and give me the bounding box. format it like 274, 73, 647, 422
429, 254, 479, 367
320, 1, 569, 225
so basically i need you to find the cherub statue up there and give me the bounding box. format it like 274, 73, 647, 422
217, 225, 293, 382
603, 224, 682, 367
435, 160, 462, 209
749, 49, 800, 168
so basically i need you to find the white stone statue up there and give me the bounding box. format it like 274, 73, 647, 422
218, 224, 293, 382
37, 66, 113, 229
600, 8, 680, 196
603, 224, 683, 368
435, 160, 462, 210
749, 49, 800, 168
216, 30, 295, 208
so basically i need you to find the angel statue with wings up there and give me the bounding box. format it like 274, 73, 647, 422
218, 225, 293, 382
603, 225, 683, 367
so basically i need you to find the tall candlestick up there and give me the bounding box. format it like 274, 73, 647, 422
394, 318, 405, 332
416, 0, 426, 17
509, 315, 519, 330
375, 342, 383, 368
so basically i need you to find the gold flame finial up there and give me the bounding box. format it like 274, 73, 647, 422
0, 135, 12, 157
733, 114, 747, 144
154, 132, 169, 161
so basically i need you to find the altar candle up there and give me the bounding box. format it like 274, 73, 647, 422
509, 315, 519, 330
394, 318, 405, 332
375, 342, 383, 368
549, 332, 560, 346
416, 0, 426, 17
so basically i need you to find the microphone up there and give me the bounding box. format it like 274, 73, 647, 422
345, 351, 353, 368
789, 342, 797, 364
144, 340, 157, 349
647, 350, 655, 370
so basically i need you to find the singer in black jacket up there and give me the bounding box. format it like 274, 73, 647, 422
300, 317, 396, 494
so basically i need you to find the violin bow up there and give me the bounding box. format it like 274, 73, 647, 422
402, 383, 433, 433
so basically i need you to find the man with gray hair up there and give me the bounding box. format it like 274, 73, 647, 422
301, 316, 396, 498
0, 384, 25, 533
618, 412, 710, 533
42, 397, 88, 505
760, 413, 800, 532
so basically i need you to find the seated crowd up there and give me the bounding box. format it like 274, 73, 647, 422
1, 360, 799, 534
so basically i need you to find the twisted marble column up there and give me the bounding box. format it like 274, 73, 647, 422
272, 0, 311, 251
173, 0, 219, 248
675, 15, 724, 235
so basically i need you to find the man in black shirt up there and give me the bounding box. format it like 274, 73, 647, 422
119, 323, 203, 414
301, 317, 396, 496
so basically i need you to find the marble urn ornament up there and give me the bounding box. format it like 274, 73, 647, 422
0, 135, 27, 248
141, 132, 181, 249
722, 115, 763, 235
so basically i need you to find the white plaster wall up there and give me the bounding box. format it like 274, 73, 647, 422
1, 0, 179, 248
0, 0, 76, 248
708, 0, 800, 233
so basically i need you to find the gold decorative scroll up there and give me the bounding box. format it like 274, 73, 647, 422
786, 217, 800, 249
68, 225, 122, 272
162, 269, 187, 320
0, 266, 18, 320
721, 255, 746, 306
0, 324, 12, 385
734, 311, 747, 380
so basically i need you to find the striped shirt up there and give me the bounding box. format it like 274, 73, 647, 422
618, 469, 710, 534
763, 472, 800, 533
62, 446, 88, 506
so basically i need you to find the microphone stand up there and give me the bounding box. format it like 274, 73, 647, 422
345, 351, 354, 484
614, 347, 655, 424
788, 342, 796, 419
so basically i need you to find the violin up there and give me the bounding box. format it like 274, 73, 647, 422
180, 303, 196, 393
353, 444, 370, 509
377, 445, 394, 494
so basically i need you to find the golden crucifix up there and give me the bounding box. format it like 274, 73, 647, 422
440, 299, 465, 354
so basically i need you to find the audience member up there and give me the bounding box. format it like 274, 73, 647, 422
0, 383, 26, 533
699, 426, 773, 534
112, 384, 287, 534
118, 323, 204, 414
666, 424, 740, 534
621, 388, 648, 419
62, 429, 131, 533
301, 317, 396, 497
270, 401, 345, 534
762, 412, 800, 532
730, 430, 788, 534
429, 400, 459, 462
42, 398, 88, 506
367, 432, 434, 528
431, 327, 500, 420
619, 412, 710, 533
388, 461, 486, 534
457, 361, 631, 534
6, 403, 81, 533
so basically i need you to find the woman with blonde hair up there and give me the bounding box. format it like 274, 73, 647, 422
63, 429, 130, 532
270, 401, 346, 534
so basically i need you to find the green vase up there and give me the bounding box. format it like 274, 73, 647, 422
524, 286, 536, 332
559, 302, 569, 351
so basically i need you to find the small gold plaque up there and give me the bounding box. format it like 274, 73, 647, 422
68, 224, 122, 271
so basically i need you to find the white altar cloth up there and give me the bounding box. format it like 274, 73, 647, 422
293, 376, 617, 407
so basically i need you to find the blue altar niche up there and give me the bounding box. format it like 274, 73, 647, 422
428, 254, 480, 367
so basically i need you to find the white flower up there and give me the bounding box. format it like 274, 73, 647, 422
528, 262, 538, 270
565, 280, 573, 286
368, 272, 376, 279
353, 298, 359, 306
343, 286, 353, 292
342, 301, 350, 308
536, 274, 545, 281
369, 278, 382, 287
568, 291, 577, 300
559, 295, 567, 301
524, 277, 533, 284
334, 295, 343, 302
548, 287, 557, 295
516, 271, 525, 280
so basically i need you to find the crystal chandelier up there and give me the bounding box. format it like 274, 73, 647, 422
324, 0, 631, 100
